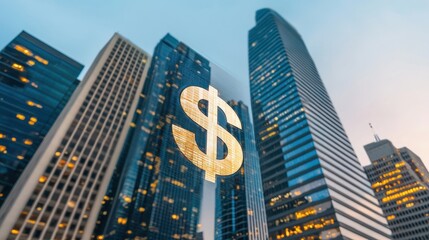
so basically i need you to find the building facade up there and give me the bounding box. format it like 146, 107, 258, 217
93, 34, 268, 240
0, 31, 83, 207
364, 139, 429, 239
215, 100, 268, 240
0, 33, 150, 240
92, 34, 207, 240
249, 9, 392, 239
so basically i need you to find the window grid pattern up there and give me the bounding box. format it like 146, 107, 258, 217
7, 34, 149, 240
249, 9, 391, 240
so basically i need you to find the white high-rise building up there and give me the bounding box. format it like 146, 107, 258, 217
0, 33, 151, 240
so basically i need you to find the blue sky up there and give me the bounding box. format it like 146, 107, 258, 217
1, 0, 429, 168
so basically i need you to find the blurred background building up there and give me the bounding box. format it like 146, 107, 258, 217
365, 139, 429, 239
0, 31, 83, 207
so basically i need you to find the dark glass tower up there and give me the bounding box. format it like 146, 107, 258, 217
364, 139, 429, 239
0, 31, 83, 207
93, 34, 268, 240
249, 9, 392, 239
215, 100, 268, 240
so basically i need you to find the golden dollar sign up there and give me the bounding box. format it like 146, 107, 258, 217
172, 85, 243, 183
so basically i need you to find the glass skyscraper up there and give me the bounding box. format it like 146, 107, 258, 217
249, 9, 392, 239
93, 34, 268, 240
0, 33, 150, 240
215, 100, 268, 240
364, 139, 429, 239
0, 31, 83, 207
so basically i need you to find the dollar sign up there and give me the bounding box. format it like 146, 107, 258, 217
172, 86, 243, 182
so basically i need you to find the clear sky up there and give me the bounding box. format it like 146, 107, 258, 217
1, 0, 428, 169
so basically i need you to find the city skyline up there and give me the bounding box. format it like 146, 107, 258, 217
1, 1, 428, 169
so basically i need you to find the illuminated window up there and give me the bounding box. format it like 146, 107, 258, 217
0, 145, 6, 153
34, 55, 48, 65
24, 139, 33, 145
16, 114, 26, 120
27, 60, 35, 66
14, 45, 33, 56
171, 214, 180, 220
20, 77, 30, 83
39, 176, 47, 183
117, 217, 127, 225
123, 196, 132, 203
11, 63, 25, 72
67, 201, 76, 208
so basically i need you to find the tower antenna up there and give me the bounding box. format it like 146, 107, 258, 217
369, 123, 381, 142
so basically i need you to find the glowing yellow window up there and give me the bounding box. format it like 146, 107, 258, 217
67, 162, 75, 169
67, 201, 76, 208
55, 151, 61, 157
17, 155, 24, 160
10, 229, 19, 235
20, 77, 30, 83
16, 114, 25, 120
24, 139, 33, 145
0, 133, 5, 138
34, 55, 48, 65
30, 117, 37, 123
11, 63, 24, 72
138, 207, 145, 212
117, 217, 127, 225
123, 196, 132, 203
39, 176, 47, 183
0, 145, 6, 153
14, 45, 33, 56
27, 60, 35, 66
97, 236, 104, 240
171, 214, 179, 220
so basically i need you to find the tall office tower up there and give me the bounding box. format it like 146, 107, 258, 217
249, 9, 392, 239
364, 139, 429, 239
215, 100, 268, 240
92, 34, 267, 240
0, 31, 83, 207
0, 33, 150, 240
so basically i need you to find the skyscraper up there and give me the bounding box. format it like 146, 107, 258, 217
364, 139, 429, 239
0, 33, 150, 240
249, 9, 392, 239
0, 31, 83, 207
93, 34, 267, 240
215, 100, 268, 240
